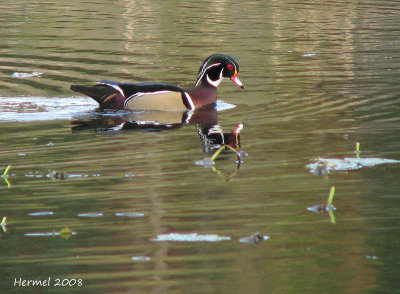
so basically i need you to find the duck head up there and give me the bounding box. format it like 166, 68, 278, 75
195, 54, 244, 89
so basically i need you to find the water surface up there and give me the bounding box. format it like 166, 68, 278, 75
1, 1, 400, 293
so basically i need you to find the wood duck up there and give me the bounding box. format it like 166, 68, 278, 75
70, 54, 243, 111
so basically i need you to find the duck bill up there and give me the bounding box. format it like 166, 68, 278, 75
230, 72, 244, 88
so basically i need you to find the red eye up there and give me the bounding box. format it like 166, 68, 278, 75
226, 64, 234, 71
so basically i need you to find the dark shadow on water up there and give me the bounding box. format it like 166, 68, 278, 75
72, 107, 242, 152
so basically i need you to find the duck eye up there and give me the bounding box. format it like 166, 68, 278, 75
226, 63, 234, 71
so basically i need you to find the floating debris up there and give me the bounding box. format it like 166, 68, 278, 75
47, 171, 89, 180
12, 72, 42, 78
115, 212, 144, 218
303, 53, 316, 57
307, 157, 400, 174
29, 211, 54, 216
237, 150, 248, 159
151, 233, 230, 242
47, 171, 69, 180
239, 232, 270, 244
312, 162, 329, 176
307, 204, 336, 213
132, 256, 151, 261
365, 255, 378, 260
308, 186, 336, 213
78, 212, 103, 218
124, 172, 135, 178
46, 141, 54, 146
307, 186, 337, 224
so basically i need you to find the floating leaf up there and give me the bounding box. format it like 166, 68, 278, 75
59, 227, 74, 239
239, 232, 269, 244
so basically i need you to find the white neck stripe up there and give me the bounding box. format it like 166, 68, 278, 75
196, 62, 221, 86
98, 82, 125, 97
184, 92, 195, 110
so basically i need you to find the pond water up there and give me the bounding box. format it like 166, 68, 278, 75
1, 0, 400, 293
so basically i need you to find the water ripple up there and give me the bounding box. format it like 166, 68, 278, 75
0, 96, 98, 121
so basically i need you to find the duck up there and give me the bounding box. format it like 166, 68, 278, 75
70, 54, 243, 111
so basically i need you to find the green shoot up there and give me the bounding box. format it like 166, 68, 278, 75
327, 186, 335, 206
3, 177, 11, 188
3, 165, 11, 177
210, 145, 226, 161
210, 144, 240, 161
2, 166, 12, 188
328, 209, 336, 224
224, 145, 240, 154
1, 216, 7, 232
355, 142, 360, 158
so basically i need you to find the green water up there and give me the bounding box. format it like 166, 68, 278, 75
1, 1, 400, 293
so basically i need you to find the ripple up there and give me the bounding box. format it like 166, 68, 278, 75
0, 96, 98, 121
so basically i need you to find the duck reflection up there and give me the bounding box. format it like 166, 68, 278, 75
72, 107, 242, 152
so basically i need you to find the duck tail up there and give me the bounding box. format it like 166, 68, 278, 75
70, 85, 115, 105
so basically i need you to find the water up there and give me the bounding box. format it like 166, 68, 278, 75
1, 1, 400, 293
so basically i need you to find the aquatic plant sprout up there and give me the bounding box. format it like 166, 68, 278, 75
2, 165, 11, 177
327, 186, 335, 206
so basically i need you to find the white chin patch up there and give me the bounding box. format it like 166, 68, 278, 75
206, 72, 223, 88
